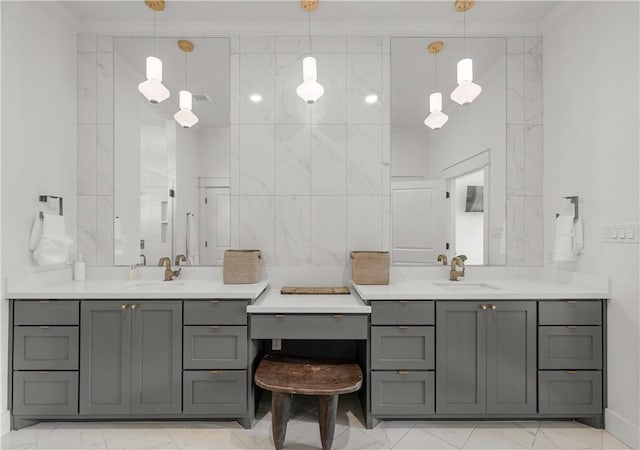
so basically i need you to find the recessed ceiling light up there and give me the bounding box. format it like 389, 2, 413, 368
365, 93, 378, 104
249, 94, 263, 103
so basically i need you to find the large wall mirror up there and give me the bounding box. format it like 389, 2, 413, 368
391, 37, 506, 266
114, 37, 230, 266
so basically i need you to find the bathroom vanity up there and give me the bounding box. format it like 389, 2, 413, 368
7, 276, 608, 431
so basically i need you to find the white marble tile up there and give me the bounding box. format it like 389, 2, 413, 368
275, 124, 311, 195
96, 196, 114, 266
0, 428, 37, 449
473, 422, 539, 449
36, 428, 107, 449
382, 195, 391, 252
524, 196, 544, 266
507, 37, 525, 54
382, 125, 391, 194
358, 420, 414, 448
230, 195, 240, 248
96, 53, 113, 124
230, 54, 240, 124
332, 427, 390, 449
463, 426, 530, 449
415, 421, 477, 448
524, 53, 543, 125
96, 124, 113, 195
239, 196, 275, 265
276, 35, 310, 53
506, 125, 525, 196
275, 195, 311, 265
312, 53, 347, 124
311, 196, 347, 266
534, 422, 603, 449
347, 53, 383, 124
239, 36, 274, 53
602, 431, 631, 449
97, 35, 113, 53
101, 427, 178, 449
348, 196, 382, 250
78, 52, 97, 124
347, 125, 382, 195
239, 124, 275, 195
312, 36, 347, 53
230, 125, 240, 195
506, 195, 525, 266
275, 53, 311, 124
311, 125, 347, 195
78, 124, 97, 195
382, 53, 391, 125
394, 428, 457, 450
506, 54, 524, 125
78, 195, 98, 266
78, 33, 96, 53
347, 36, 383, 53
525, 124, 543, 195
525, 36, 543, 54
239, 53, 275, 123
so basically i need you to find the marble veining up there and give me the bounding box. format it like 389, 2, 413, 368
347, 125, 382, 195
77, 124, 97, 196
275, 53, 311, 124
506, 195, 526, 266
239, 53, 276, 123
78, 52, 97, 124
311, 125, 347, 195
96, 124, 114, 196
239, 195, 275, 264
506, 124, 525, 196
312, 53, 347, 125
348, 195, 383, 250
311, 196, 347, 265
77, 195, 98, 266
525, 53, 543, 124
347, 53, 383, 124
239, 125, 276, 195
506, 53, 525, 125
96, 53, 113, 124
275, 124, 311, 195
275, 195, 312, 265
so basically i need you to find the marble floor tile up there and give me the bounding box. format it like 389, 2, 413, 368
0, 428, 37, 449
35, 428, 107, 449
393, 428, 457, 450
414, 421, 477, 448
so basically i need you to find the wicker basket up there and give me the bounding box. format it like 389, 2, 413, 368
350, 251, 389, 285
223, 250, 262, 284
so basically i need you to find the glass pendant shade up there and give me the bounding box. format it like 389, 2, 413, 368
296, 56, 324, 104
138, 56, 170, 104
450, 58, 482, 106
174, 90, 199, 128
424, 92, 449, 130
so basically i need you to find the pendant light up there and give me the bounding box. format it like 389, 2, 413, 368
424, 41, 449, 130
138, 0, 170, 104
296, 0, 324, 104
450, 0, 482, 106
174, 40, 199, 128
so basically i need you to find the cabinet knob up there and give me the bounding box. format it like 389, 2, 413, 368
490, 305, 497, 310
480, 304, 487, 310
131, 304, 139, 310
121, 304, 129, 310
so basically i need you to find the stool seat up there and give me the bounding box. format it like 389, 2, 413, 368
254, 354, 362, 395
255, 354, 363, 450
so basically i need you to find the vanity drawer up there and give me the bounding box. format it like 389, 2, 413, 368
14, 326, 79, 370
14, 300, 79, 326
539, 326, 602, 369
183, 326, 247, 369
250, 314, 368, 340
184, 300, 247, 325
13, 371, 78, 416
371, 301, 434, 325
538, 301, 602, 325
371, 371, 435, 416
183, 370, 247, 415
538, 370, 602, 415
371, 326, 434, 370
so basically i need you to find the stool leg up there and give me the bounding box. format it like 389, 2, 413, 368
318, 394, 339, 450
271, 392, 292, 450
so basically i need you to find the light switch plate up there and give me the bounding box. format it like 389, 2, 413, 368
603, 223, 639, 243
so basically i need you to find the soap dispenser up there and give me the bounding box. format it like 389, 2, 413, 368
74, 254, 86, 281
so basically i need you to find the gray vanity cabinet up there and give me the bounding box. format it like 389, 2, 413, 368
436, 301, 536, 415
80, 301, 182, 415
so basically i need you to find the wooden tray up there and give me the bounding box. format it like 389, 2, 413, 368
280, 287, 350, 295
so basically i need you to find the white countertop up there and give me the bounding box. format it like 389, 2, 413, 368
247, 287, 371, 314
353, 278, 609, 301
7, 279, 269, 300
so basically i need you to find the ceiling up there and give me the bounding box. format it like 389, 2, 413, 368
62, 1, 558, 33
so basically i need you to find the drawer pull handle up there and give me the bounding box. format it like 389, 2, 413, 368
210, 370, 219, 374
398, 326, 409, 329
40, 371, 49, 374
567, 326, 577, 330
398, 300, 409, 304
40, 326, 50, 330
398, 370, 409, 375
480, 304, 487, 310
334, 314, 344, 318
567, 370, 577, 374
39, 300, 50, 304
210, 300, 220, 304
210, 325, 220, 329
490, 305, 497, 310
121, 304, 129, 310
275, 314, 285, 318
131, 304, 139, 310
567, 301, 577, 304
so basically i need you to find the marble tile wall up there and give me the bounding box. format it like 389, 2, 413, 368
505, 36, 544, 266
77, 34, 114, 266
230, 36, 391, 266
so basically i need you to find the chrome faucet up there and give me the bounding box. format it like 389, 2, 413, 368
158, 257, 181, 281
437, 254, 448, 266
450, 257, 465, 281
175, 254, 187, 266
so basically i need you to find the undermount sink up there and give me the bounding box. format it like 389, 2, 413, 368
433, 281, 500, 291
120, 281, 186, 290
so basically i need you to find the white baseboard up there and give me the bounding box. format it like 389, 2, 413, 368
1, 410, 10, 437
606, 408, 639, 449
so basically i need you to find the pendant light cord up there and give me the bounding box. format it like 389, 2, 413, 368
434, 53, 438, 91
153, 10, 157, 56
308, 8, 312, 55
184, 51, 188, 89
463, 9, 467, 58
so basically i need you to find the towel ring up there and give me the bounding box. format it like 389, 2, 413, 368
555, 196, 578, 221
39, 195, 63, 220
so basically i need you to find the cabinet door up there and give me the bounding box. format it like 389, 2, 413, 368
436, 302, 486, 414
131, 301, 182, 414
80, 301, 132, 414
486, 301, 537, 414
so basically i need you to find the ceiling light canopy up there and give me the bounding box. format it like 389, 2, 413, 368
424, 41, 448, 130
138, 0, 170, 104
297, 0, 324, 104
174, 39, 199, 128
451, 0, 481, 106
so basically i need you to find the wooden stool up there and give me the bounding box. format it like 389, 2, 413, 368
254, 354, 362, 450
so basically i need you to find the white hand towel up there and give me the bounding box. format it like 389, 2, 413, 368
553, 215, 580, 262
573, 218, 584, 256
32, 213, 73, 266
186, 214, 200, 265
114, 217, 125, 256
29, 214, 43, 250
